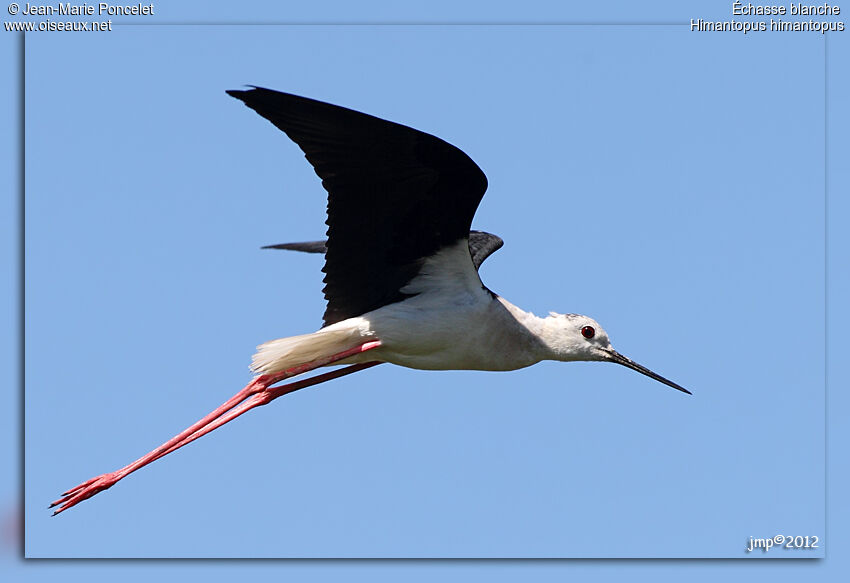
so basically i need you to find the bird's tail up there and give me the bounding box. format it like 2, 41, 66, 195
251, 321, 371, 375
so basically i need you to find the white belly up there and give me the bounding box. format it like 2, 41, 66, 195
352, 293, 547, 372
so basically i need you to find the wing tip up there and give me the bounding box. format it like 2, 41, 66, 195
226, 85, 268, 101
262, 241, 328, 254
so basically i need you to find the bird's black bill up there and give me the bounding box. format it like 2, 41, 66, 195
604, 349, 691, 395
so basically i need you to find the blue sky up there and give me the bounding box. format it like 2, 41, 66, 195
3, 0, 849, 580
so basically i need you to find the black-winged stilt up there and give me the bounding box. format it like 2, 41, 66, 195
51, 87, 689, 515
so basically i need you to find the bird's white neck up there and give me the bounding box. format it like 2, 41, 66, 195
495, 298, 592, 364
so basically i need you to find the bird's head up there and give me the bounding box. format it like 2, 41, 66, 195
543, 313, 690, 395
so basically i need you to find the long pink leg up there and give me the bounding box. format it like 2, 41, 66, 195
51, 340, 383, 515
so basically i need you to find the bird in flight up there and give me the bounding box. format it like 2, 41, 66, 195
51, 87, 690, 515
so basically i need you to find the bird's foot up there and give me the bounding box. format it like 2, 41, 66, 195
49, 470, 124, 516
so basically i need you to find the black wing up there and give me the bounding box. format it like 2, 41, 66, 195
228, 87, 489, 327
264, 230, 504, 271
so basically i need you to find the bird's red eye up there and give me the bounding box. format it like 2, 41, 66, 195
581, 326, 595, 339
